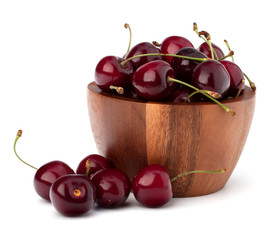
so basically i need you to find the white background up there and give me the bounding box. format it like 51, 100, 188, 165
0, 0, 272, 239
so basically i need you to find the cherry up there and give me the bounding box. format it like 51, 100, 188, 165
90, 168, 131, 208
198, 42, 225, 60
50, 174, 96, 216
167, 78, 235, 115
14, 130, 75, 201
220, 60, 245, 97
167, 87, 193, 103
158, 36, 194, 64
34, 161, 75, 201
95, 56, 133, 93
132, 60, 176, 100
132, 164, 226, 208
76, 154, 111, 179
126, 42, 162, 70
171, 47, 208, 83
132, 165, 172, 208
191, 60, 230, 97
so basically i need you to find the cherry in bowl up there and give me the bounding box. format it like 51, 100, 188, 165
95, 56, 134, 94
132, 60, 176, 101
126, 42, 162, 70
159, 36, 194, 64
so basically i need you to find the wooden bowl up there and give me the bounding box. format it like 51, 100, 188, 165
87, 82, 255, 197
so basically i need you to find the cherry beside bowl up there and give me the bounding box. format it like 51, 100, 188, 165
87, 82, 255, 197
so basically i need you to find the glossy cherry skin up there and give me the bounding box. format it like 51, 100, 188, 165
198, 42, 225, 59
167, 87, 193, 103
34, 161, 75, 201
160, 36, 194, 64
76, 154, 111, 179
132, 164, 173, 208
91, 168, 131, 208
95, 56, 134, 92
192, 60, 230, 97
171, 47, 207, 83
50, 174, 96, 216
220, 60, 245, 97
132, 60, 176, 101
126, 42, 162, 70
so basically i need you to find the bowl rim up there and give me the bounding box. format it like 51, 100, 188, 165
88, 82, 255, 106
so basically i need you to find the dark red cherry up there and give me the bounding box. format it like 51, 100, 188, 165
220, 60, 245, 97
198, 42, 225, 60
160, 36, 194, 64
95, 56, 133, 93
167, 87, 193, 102
192, 60, 230, 97
126, 42, 162, 70
91, 168, 131, 208
171, 47, 207, 83
132, 164, 173, 208
34, 161, 75, 201
76, 154, 112, 179
50, 174, 96, 216
132, 60, 176, 101
13, 130, 75, 201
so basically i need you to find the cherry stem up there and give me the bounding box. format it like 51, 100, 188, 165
170, 168, 226, 182
235, 79, 245, 98
123, 23, 132, 58
199, 31, 214, 60
193, 23, 219, 60
243, 73, 256, 91
185, 89, 222, 102
152, 41, 161, 47
218, 51, 234, 61
109, 85, 124, 95
85, 160, 91, 177
167, 77, 235, 116
120, 53, 208, 67
224, 40, 234, 62
14, 130, 38, 170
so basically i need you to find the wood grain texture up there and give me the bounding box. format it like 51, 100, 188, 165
87, 82, 256, 197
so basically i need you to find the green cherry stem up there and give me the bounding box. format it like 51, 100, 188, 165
218, 51, 234, 61
167, 77, 235, 116
170, 168, 226, 182
185, 89, 222, 102
243, 73, 256, 91
120, 53, 208, 67
199, 31, 214, 60
224, 40, 234, 62
193, 23, 219, 60
14, 130, 38, 170
85, 159, 92, 177
123, 23, 132, 58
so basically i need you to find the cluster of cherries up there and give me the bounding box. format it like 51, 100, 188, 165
14, 130, 225, 216
95, 23, 256, 115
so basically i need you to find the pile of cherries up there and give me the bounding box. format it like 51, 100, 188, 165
14, 130, 225, 216
95, 23, 256, 115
